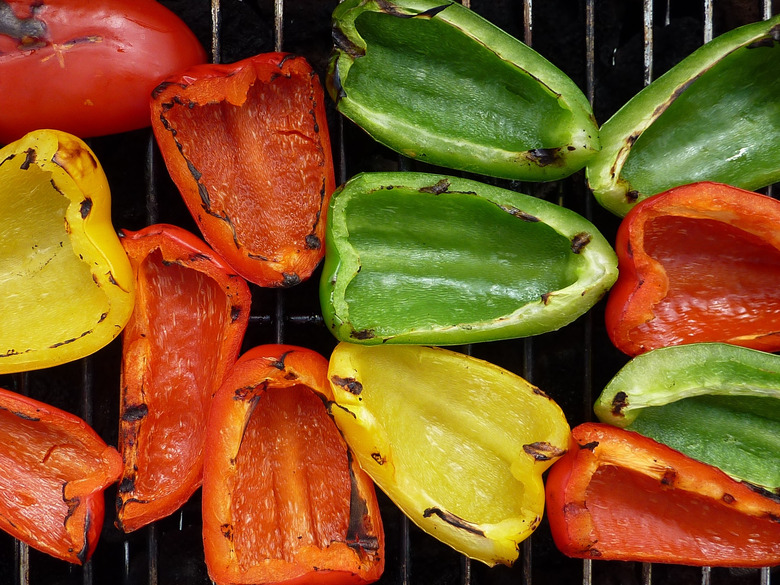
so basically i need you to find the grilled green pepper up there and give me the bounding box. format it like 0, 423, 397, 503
320, 171, 618, 345
328, 0, 599, 181
588, 15, 780, 216
594, 342, 780, 495
327, 342, 571, 567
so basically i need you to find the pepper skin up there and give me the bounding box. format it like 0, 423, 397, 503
328, 0, 599, 181
594, 342, 780, 495
327, 343, 570, 567
545, 423, 780, 567
0, 129, 134, 374
320, 171, 617, 345
0, 0, 207, 144
605, 181, 780, 356
202, 344, 384, 585
0, 387, 122, 564
115, 224, 251, 533
587, 15, 780, 217
151, 53, 336, 288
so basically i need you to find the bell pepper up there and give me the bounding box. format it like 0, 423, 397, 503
320, 171, 618, 345
605, 181, 780, 356
327, 342, 570, 567
0, 386, 122, 564
150, 52, 336, 288
593, 342, 779, 495
328, 0, 599, 181
0, 129, 134, 374
0, 0, 207, 144
545, 422, 780, 567
587, 15, 780, 216
115, 224, 251, 533
202, 344, 385, 585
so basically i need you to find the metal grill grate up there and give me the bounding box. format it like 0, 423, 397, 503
1, 0, 778, 584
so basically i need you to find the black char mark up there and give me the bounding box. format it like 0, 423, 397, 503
423, 507, 485, 536
376, 0, 452, 20
526, 147, 562, 167
0, 3, 46, 42
419, 179, 450, 195
20, 148, 36, 170
523, 442, 566, 461
611, 391, 628, 417
346, 464, 381, 558
121, 404, 149, 423
305, 234, 321, 250
270, 350, 294, 370
79, 198, 93, 219
570, 232, 591, 254
281, 273, 301, 287
351, 328, 376, 340
500, 205, 540, 222
331, 375, 363, 395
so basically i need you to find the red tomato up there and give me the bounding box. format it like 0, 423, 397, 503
0, 0, 207, 144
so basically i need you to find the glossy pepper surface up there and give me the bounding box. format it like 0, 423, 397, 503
327, 343, 570, 567
606, 181, 780, 356
0, 129, 134, 374
0, 386, 122, 564
587, 15, 780, 216
151, 52, 336, 288
328, 0, 599, 181
545, 423, 780, 566
202, 344, 384, 585
594, 342, 780, 495
321, 171, 617, 345
115, 224, 251, 533
0, 0, 207, 144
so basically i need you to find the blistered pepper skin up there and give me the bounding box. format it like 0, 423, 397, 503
328, 0, 599, 181
0, 129, 134, 374
320, 171, 618, 345
587, 15, 780, 217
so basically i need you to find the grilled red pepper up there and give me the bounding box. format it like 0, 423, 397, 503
150, 53, 335, 288
115, 224, 251, 533
202, 344, 384, 585
545, 422, 780, 567
0, 386, 122, 564
605, 181, 780, 356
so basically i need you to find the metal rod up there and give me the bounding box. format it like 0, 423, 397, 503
275, 0, 284, 52
703, 0, 714, 43
211, 0, 221, 64
701, 565, 711, 585
523, 0, 533, 46
643, 0, 654, 85
585, 0, 595, 106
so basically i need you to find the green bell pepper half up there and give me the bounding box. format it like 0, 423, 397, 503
328, 0, 599, 181
587, 15, 780, 217
319, 171, 618, 345
594, 342, 780, 496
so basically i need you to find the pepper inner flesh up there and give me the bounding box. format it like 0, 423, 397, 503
346, 10, 573, 151
129, 250, 231, 499
164, 74, 324, 262
232, 385, 352, 569
0, 163, 109, 351
343, 187, 579, 337
585, 463, 780, 561
634, 215, 780, 346
0, 408, 103, 556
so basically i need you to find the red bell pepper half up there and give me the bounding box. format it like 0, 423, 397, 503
545, 422, 780, 567
116, 224, 251, 533
202, 344, 384, 585
0, 387, 122, 564
150, 53, 336, 288
605, 181, 780, 356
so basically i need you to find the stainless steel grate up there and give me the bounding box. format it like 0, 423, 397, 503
1, 0, 778, 584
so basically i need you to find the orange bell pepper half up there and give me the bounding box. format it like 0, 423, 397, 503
115, 224, 251, 532
545, 422, 780, 567
605, 181, 780, 356
0, 387, 122, 564
150, 53, 336, 288
202, 344, 384, 585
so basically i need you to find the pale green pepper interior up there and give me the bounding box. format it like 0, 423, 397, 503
343, 187, 579, 337
622, 42, 780, 195
0, 163, 108, 352
629, 394, 780, 492
346, 11, 573, 151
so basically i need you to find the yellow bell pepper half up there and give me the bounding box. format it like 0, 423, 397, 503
0, 130, 134, 374
327, 343, 571, 567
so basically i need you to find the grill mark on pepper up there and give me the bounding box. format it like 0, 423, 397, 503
76, 507, 90, 564
305, 234, 321, 250
611, 391, 629, 416
579, 440, 599, 451
269, 350, 294, 370
744, 481, 780, 502
50, 329, 92, 348
346, 463, 381, 557
376, 0, 452, 19
722, 493, 736, 504
0, 3, 47, 42
532, 385, 551, 399
526, 147, 562, 166
351, 328, 376, 340
523, 442, 566, 461
423, 507, 485, 536
117, 477, 135, 494
221, 523, 233, 541
499, 204, 540, 222
571, 232, 591, 253
6, 408, 40, 421
420, 178, 450, 194
371, 452, 386, 465
331, 375, 363, 395
327, 401, 357, 419
20, 148, 36, 169
79, 197, 93, 218
230, 305, 242, 322
122, 404, 149, 422
660, 469, 677, 486
281, 273, 301, 287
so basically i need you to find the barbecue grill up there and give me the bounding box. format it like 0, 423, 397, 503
1, 0, 778, 583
